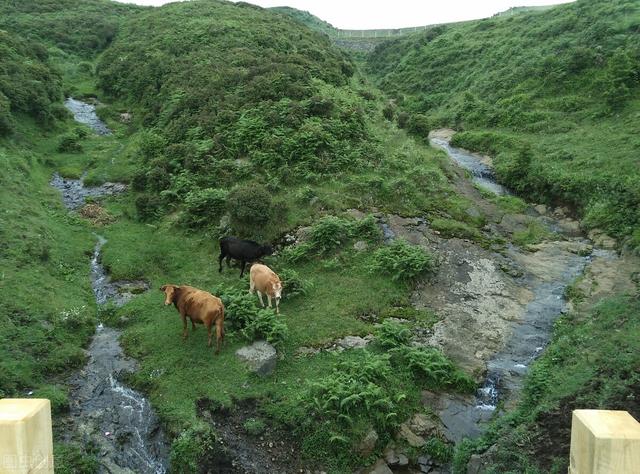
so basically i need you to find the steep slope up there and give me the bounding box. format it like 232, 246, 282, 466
0, 0, 141, 56
368, 0, 640, 245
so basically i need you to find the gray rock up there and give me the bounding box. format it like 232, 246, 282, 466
409, 413, 438, 436
365, 459, 393, 474
346, 209, 366, 220
357, 428, 378, 457
533, 204, 547, 215
466, 454, 483, 474
397, 453, 409, 467
235, 341, 277, 377
397, 422, 426, 447
354, 240, 369, 251
383, 447, 399, 466
336, 335, 372, 350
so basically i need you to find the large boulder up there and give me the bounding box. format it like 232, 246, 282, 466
235, 341, 277, 377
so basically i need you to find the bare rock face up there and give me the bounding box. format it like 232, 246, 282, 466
235, 341, 277, 377
363, 459, 393, 474
397, 422, 426, 447
588, 229, 617, 250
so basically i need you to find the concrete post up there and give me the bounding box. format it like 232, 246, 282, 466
569, 410, 640, 473
0, 399, 54, 474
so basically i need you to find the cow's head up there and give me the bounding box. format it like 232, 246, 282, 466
261, 245, 274, 257
160, 284, 178, 306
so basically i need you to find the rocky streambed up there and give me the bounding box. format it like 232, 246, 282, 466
54, 98, 168, 473
373, 131, 616, 444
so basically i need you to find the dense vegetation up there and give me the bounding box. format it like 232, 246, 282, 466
2, 0, 639, 472
0, 31, 64, 134
368, 0, 640, 244
0, 0, 140, 56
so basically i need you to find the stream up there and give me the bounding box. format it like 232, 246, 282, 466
425, 134, 593, 442
55, 98, 168, 473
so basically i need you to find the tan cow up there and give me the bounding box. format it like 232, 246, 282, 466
249, 264, 283, 314
160, 284, 225, 354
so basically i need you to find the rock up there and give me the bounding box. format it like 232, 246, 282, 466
364, 459, 393, 474
397, 422, 426, 447
383, 447, 400, 466
235, 341, 277, 377
533, 204, 547, 215
336, 335, 372, 350
295, 226, 313, 243
556, 217, 582, 237
346, 209, 366, 220
417, 455, 434, 473
409, 413, 438, 436
397, 453, 409, 467
553, 206, 569, 218
588, 229, 617, 250
354, 240, 368, 251
466, 454, 483, 474
465, 207, 481, 219
120, 112, 132, 123
357, 428, 379, 457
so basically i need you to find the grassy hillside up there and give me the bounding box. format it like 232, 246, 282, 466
0, 0, 141, 56
368, 0, 640, 245
271, 6, 337, 36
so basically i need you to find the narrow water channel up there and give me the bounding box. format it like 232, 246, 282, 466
429, 134, 591, 441
56, 98, 168, 473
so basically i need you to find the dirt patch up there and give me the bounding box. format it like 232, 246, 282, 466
197, 398, 313, 474
79, 203, 115, 226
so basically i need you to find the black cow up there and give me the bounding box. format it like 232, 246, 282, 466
218, 237, 274, 278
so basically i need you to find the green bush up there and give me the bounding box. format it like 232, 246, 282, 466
309, 216, 353, 254
227, 183, 273, 238
243, 417, 267, 436
34, 384, 69, 414
277, 268, 310, 299
424, 437, 454, 463
242, 309, 289, 348
53, 443, 99, 474
135, 194, 163, 221
376, 319, 412, 349
170, 423, 218, 474
217, 286, 289, 346
368, 240, 436, 282
57, 134, 83, 153
392, 345, 476, 393
183, 188, 228, 228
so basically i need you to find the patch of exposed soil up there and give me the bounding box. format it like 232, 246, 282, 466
197, 398, 314, 474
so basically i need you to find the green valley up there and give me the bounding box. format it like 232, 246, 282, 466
1, 1, 639, 473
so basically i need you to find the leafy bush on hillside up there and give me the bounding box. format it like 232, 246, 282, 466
182, 188, 228, 228
0, 31, 63, 131
217, 286, 288, 347
57, 134, 83, 153
0, 0, 140, 56
227, 183, 273, 237
96, 0, 376, 222
367, 240, 436, 282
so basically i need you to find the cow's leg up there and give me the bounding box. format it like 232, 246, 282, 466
206, 320, 213, 348
267, 294, 273, 309
249, 277, 255, 294
191, 318, 196, 331
226, 256, 232, 268
215, 318, 224, 355
239, 260, 246, 278
181, 312, 188, 340
218, 252, 225, 273
257, 291, 265, 307
275, 298, 280, 315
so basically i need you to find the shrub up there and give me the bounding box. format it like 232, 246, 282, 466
182, 188, 228, 228
242, 309, 289, 348
352, 215, 382, 242
243, 418, 267, 436
34, 385, 69, 414
227, 183, 273, 238
392, 345, 476, 393
397, 111, 410, 129
424, 437, 454, 463
170, 423, 218, 474
277, 268, 310, 299
407, 113, 432, 137
382, 101, 396, 121
368, 240, 436, 282
376, 319, 411, 348
309, 216, 353, 254
135, 194, 163, 221
57, 134, 83, 153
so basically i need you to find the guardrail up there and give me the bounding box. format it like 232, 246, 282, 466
1, 399, 639, 473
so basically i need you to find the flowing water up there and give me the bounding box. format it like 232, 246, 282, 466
56, 98, 168, 473
64, 97, 111, 135
430, 137, 509, 195
429, 135, 591, 442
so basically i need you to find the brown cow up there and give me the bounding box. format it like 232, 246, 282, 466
160, 284, 225, 354
249, 264, 283, 314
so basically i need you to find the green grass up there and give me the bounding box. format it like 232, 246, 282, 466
512, 220, 555, 247
368, 0, 640, 245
